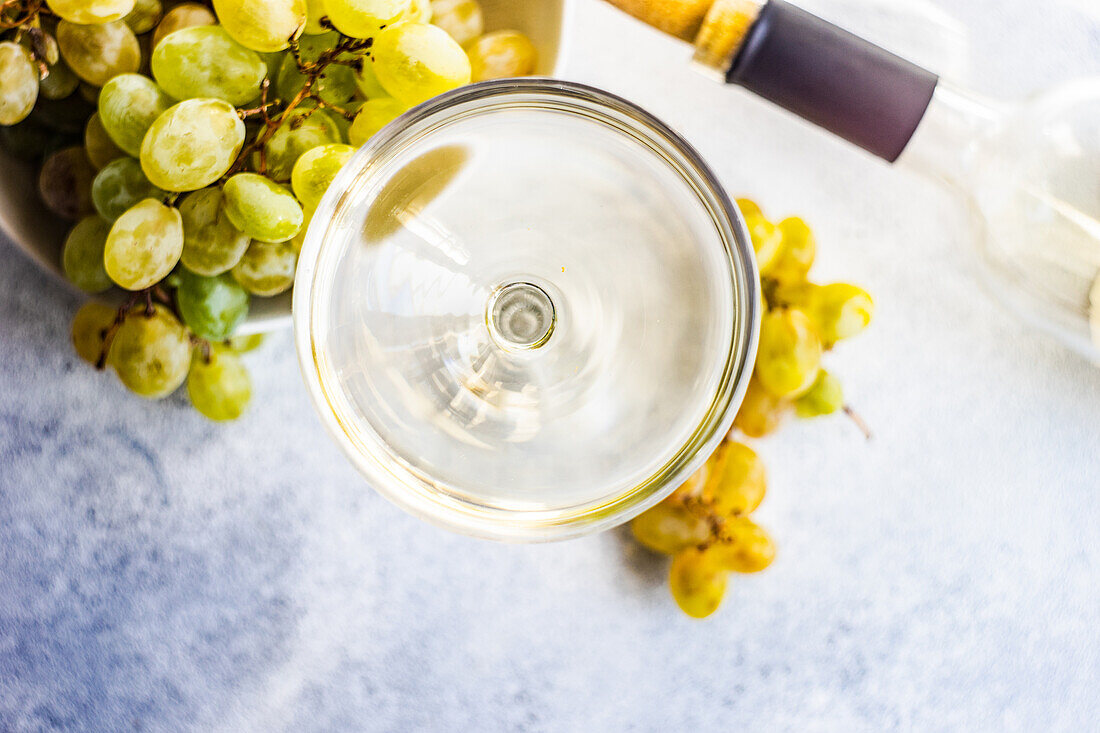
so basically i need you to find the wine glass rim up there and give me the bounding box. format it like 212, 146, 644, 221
293, 78, 761, 541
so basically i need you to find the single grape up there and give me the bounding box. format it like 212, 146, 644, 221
92, 156, 168, 221
291, 143, 355, 210
62, 216, 114, 293
324, 0, 410, 38
108, 304, 191, 399
303, 0, 329, 34
347, 97, 406, 146
770, 216, 816, 283
0, 120, 55, 162
467, 30, 537, 81
755, 308, 822, 398
733, 377, 792, 438
353, 57, 389, 99
227, 333, 264, 352
179, 187, 252, 276
84, 112, 126, 169
57, 20, 141, 87
795, 369, 844, 418
702, 441, 766, 518
231, 239, 298, 296
223, 173, 304, 243
151, 3, 216, 50
735, 196, 764, 221
140, 98, 246, 191
669, 547, 729, 619
806, 283, 875, 346
261, 107, 341, 181
97, 73, 175, 157
213, 0, 308, 53
39, 146, 97, 220
0, 42, 39, 126
187, 344, 252, 420
151, 26, 268, 106
430, 0, 482, 47
71, 301, 119, 365
371, 22, 471, 106
176, 269, 251, 341
631, 502, 711, 556
744, 213, 784, 276
123, 0, 164, 34
711, 517, 776, 574
103, 198, 184, 289
275, 32, 357, 106
669, 465, 708, 502
49, 0, 135, 24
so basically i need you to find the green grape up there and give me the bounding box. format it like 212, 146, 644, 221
630, 502, 710, 556
92, 156, 168, 221
467, 30, 537, 81
303, 0, 329, 34
744, 213, 783, 275
261, 107, 341, 181
84, 112, 125, 169
735, 196, 764, 221
39, 146, 97, 220
108, 304, 191, 399
0, 42, 39, 126
176, 269, 251, 341
213, 0, 308, 53
97, 73, 175, 157
733, 377, 791, 438
62, 216, 114, 293
151, 2, 216, 49
49, 0, 135, 24
123, 0, 164, 34
702, 441, 765, 518
258, 50, 288, 81
291, 143, 355, 210
103, 198, 184, 289
38, 58, 81, 101
57, 20, 141, 86
324, 0, 410, 38
806, 283, 874, 346
755, 308, 822, 398
275, 32, 357, 106
71, 301, 119, 365
770, 216, 816, 283
430, 0, 483, 47
231, 239, 298, 296
179, 187, 252, 276
187, 344, 252, 420
407, 0, 432, 23
227, 333, 264, 352
223, 173, 304, 243
140, 98, 246, 191
347, 97, 405, 146
711, 517, 776, 574
353, 57, 389, 99
0, 120, 55, 161
795, 370, 844, 418
152, 25, 268, 106
371, 22, 470, 106
669, 547, 729, 619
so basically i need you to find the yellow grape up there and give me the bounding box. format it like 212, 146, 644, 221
630, 503, 710, 556
745, 213, 783, 275
324, 0, 410, 38
733, 377, 791, 438
347, 97, 406, 145
140, 98, 246, 191
103, 198, 184, 290
231, 239, 298, 296
0, 42, 39, 126
222, 173, 304, 243
49, 0, 135, 25
188, 345, 253, 421
467, 30, 537, 81
711, 517, 776, 574
123, 0, 164, 34
291, 143, 356, 211
430, 0, 483, 47
98, 73, 175, 158
755, 308, 822, 398
669, 547, 729, 619
353, 58, 389, 99
735, 197, 764, 221
56, 20, 141, 87
71, 302, 119, 365
84, 113, 125, 169
807, 283, 875, 346
178, 187, 251, 276
213, 0, 308, 53
371, 22, 471, 106
151, 3, 216, 50
668, 465, 707, 502
702, 441, 766, 518
770, 216, 816, 283
795, 370, 844, 418
108, 305, 192, 399
303, 0, 329, 34
62, 216, 114, 293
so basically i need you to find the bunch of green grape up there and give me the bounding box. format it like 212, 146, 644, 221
631, 199, 875, 618
0, 0, 536, 420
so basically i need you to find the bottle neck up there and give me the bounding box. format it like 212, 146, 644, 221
896, 82, 1006, 188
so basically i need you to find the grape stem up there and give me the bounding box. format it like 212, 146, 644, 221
0, 0, 42, 30
843, 405, 873, 441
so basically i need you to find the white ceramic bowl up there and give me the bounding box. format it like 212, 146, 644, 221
0, 0, 571, 335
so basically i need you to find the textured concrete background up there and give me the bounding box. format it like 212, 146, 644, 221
2, 1, 1099, 730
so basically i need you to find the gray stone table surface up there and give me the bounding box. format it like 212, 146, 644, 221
2, 1, 1099, 730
